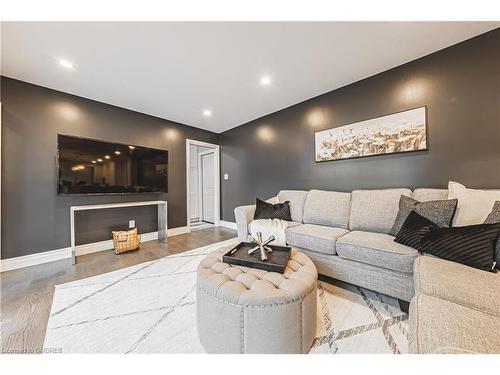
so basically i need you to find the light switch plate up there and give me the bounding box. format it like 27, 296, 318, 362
129, 220, 135, 228
224, 173, 229, 180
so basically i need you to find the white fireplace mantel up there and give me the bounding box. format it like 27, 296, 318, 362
70, 200, 168, 264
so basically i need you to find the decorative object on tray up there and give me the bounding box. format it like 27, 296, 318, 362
112, 227, 140, 254
315, 106, 427, 162
248, 232, 275, 260
223, 234, 292, 273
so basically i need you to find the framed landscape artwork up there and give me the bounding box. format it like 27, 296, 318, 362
315, 106, 427, 162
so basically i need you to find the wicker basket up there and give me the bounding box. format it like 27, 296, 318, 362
112, 227, 140, 254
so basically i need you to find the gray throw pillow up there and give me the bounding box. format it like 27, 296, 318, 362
389, 195, 458, 237
484, 201, 500, 269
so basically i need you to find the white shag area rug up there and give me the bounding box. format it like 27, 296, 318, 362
44, 238, 408, 354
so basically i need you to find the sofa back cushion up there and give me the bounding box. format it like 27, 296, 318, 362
412, 188, 448, 201
303, 189, 351, 228
278, 190, 308, 222
349, 188, 412, 233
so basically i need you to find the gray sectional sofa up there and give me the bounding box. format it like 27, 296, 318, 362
235, 188, 435, 302
234, 188, 500, 354
410, 256, 499, 353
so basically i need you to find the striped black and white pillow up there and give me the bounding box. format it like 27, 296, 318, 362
393, 211, 438, 249
484, 201, 500, 269
395, 211, 500, 272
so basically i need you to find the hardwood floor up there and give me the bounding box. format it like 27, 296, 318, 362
0, 227, 236, 354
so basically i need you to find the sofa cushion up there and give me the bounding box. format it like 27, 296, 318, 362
278, 190, 308, 223
414, 256, 500, 317
285, 224, 348, 255
409, 294, 500, 354
336, 231, 418, 273
349, 188, 412, 233
302, 190, 351, 228
412, 188, 448, 201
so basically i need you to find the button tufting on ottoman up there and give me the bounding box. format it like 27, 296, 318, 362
196, 246, 318, 353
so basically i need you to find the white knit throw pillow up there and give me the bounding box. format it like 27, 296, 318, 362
448, 181, 500, 226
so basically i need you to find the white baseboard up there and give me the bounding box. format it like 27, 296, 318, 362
77, 227, 190, 256
0, 247, 72, 273
75, 231, 160, 256
189, 222, 214, 231
141, 231, 160, 242
167, 226, 190, 237
219, 220, 237, 230
75, 239, 116, 257
1, 226, 190, 272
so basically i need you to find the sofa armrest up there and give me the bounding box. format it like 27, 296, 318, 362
234, 204, 256, 241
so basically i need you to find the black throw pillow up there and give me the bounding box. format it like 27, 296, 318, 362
484, 201, 500, 269
394, 211, 439, 249
253, 198, 292, 221
419, 223, 500, 272
395, 211, 500, 272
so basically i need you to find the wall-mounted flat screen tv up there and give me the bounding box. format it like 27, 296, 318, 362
57, 135, 168, 195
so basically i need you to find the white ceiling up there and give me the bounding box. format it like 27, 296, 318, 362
1, 22, 498, 133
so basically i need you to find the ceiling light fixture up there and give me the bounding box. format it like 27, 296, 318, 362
104, 155, 111, 159
114, 151, 121, 155
58, 59, 74, 70
128, 145, 135, 150
97, 158, 103, 162
91, 160, 97, 164
203, 109, 213, 118
260, 75, 272, 86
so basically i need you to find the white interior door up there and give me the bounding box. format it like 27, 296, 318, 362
189, 146, 199, 221
200, 151, 215, 223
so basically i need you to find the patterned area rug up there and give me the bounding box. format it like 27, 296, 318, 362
44, 238, 408, 354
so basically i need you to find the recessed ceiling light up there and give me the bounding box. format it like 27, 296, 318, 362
97, 158, 103, 162
128, 145, 135, 150
58, 59, 74, 70
104, 155, 111, 159
260, 75, 272, 86
203, 109, 213, 117
114, 150, 121, 155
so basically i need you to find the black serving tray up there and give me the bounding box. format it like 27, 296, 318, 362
222, 242, 292, 273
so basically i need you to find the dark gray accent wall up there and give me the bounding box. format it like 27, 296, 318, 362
220, 29, 500, 221
1, 77, 219, 259
74, 206, 158, 245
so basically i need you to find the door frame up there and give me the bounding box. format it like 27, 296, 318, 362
185, 139, 220, 232
198, 149, 216, 224
0, 102, 2, 261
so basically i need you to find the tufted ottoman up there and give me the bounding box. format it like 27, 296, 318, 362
196, 246, 318, 354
